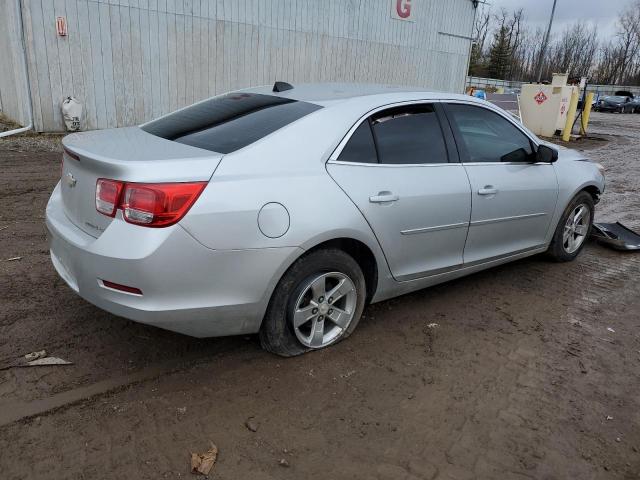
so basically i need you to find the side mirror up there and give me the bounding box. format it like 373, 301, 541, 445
537, 144, 558, 163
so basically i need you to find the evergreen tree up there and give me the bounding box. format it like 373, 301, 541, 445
488, 25, 512, 79
468, 43, 487, 76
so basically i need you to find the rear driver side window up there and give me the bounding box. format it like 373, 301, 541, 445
373, 104, 448, 164
337, 104, 448, 164
337, 121, 377, 164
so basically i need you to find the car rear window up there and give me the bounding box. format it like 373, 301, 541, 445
141, 93, 322, 154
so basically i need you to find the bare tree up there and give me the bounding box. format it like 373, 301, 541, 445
614, 2, 640, 83
467, 0, 640, 86
469, 6, 491, 76
547, 23, 598, 79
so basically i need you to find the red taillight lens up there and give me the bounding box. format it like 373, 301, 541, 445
96, 179, 124, 217
122, 182, 206, 227
95, 180, 206, 227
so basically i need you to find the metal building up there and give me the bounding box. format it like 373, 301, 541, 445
0, 0, 477, 133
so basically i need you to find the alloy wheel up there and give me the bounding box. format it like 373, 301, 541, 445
292, 272, 357, 348
562, 204, 591, 254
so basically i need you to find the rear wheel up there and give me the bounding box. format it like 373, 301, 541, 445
547, 191, 594, 262
259, 249, 366, 357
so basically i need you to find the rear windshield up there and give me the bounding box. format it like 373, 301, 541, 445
142, 93, 322, 154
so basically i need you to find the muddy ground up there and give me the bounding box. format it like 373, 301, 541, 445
0, 112, 639, 479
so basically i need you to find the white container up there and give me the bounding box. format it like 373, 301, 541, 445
520, 80, 577, 137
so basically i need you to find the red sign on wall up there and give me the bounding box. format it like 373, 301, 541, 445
56, 16, 67, 36
534, 91, 548, 105
391, 0, 414, 22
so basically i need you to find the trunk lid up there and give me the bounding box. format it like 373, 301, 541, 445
61, 126, 222, 238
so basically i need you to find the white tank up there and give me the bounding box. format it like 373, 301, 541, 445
520, 74, 577, 137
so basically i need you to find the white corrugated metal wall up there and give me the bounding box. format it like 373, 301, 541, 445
0, 0, 31, 126
6, 0, 475, 132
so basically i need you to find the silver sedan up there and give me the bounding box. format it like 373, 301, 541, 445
46, 83, 605, 356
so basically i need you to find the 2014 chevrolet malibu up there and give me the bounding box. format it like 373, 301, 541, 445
46, 83, 606, 356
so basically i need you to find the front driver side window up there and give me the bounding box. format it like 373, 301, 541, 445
447, 104, 535, 163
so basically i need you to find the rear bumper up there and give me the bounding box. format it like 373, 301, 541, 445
46, 183, 302, 337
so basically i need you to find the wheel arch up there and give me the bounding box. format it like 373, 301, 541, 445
581, 184, 601, 203
301, 237, 379, 303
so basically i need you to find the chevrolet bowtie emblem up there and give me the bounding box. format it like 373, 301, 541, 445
65, 172, 77, 188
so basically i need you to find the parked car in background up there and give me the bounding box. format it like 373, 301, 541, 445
594, 95, 634, 113
46, 83, 605, 356
595, 90, 637, 113
629, 96, 640, 113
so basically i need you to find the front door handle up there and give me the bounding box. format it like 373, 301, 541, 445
478, 186, 498, 196
369, 191, 399, 203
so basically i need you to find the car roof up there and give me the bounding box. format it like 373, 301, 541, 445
240, 82, 478, 107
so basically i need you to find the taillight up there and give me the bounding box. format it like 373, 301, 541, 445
95, 179, 206, 227
96, 179, 124, 217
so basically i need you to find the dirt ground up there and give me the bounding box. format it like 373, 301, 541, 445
0, 112, 639, 480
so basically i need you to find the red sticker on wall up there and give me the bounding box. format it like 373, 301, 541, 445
534, 91, 548, 105
56, 17, 67, 37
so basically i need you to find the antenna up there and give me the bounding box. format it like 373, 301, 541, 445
273, 81, 294, 92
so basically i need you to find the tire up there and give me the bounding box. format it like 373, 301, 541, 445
259, 248, 366, 357
547, 191, 594, 262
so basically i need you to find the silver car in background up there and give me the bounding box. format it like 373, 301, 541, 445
46, 83, 605, 356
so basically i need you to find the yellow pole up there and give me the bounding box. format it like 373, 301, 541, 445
580, 92, 594, 135
562, 88, 580, 142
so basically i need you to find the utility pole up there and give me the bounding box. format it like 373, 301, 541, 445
536, 0, 558, 83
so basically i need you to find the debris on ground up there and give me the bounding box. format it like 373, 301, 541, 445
26, 357, 72, 366
607, 327, 616, 333
0, 351, 72, 370
24, 350, 47, 361
427, 323, 439, 329
4, 256, 22, 262
177, 407, 187, 415
279, 458, 290, 467
190, 443, 218, 475
591, 222, 640, 251
245, 417, 259, 432
607, 416, 614, 421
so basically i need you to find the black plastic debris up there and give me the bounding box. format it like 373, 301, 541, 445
591, 222, 640, 251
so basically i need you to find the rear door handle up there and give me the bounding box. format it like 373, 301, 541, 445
369, 192, 399, 203
478, 186, 498, 196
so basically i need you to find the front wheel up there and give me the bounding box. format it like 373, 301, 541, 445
547, 191, 594, 262
259, 249, 366, 357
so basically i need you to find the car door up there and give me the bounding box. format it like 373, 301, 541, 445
327, 103, 472, 281
443, 102, 558, 264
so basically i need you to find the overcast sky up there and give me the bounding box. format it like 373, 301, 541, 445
485, 0, 633, 41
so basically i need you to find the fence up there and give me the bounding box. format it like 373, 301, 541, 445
466, 76, 640, 98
